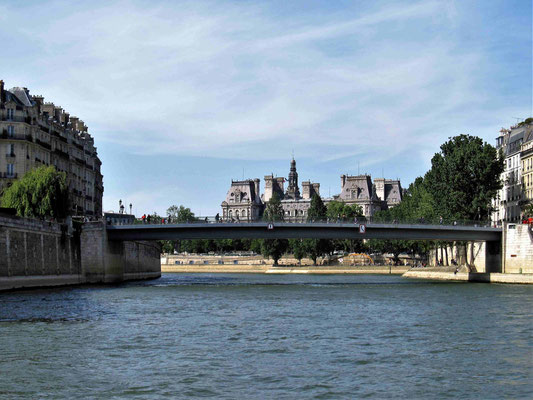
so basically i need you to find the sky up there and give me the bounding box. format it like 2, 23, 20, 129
1, 0, 531, 216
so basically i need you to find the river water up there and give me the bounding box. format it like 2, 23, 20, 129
0, 274, 532, 399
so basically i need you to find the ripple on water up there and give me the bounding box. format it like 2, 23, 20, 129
0, 273, 531, 399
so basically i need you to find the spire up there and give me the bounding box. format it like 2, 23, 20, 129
286, 157, 300, 199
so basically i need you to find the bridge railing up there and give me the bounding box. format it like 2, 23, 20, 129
120, 216, 502, 228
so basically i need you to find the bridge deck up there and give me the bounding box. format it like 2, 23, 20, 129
106, 222, 502, 242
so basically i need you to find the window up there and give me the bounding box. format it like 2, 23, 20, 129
7, 126, 14, 137
7, 144, 14, 156
7, 164, 14, 176
7, 109, 14, 120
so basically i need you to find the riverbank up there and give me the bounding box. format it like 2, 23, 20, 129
162, 264, 410, 274
403, 268, 533, 284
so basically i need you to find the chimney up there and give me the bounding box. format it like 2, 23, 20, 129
0, 80, 4, 103
312, 183, 320, 197
54, 107, 63, 122
70, 116, 79, 130
254, 178, 260, 203
341, 174, 346, 188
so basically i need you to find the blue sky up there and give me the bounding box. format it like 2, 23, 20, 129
1, 0, 531, 216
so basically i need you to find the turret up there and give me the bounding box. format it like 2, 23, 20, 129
286, 158, 300, 199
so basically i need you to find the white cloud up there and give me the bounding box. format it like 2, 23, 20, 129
1, 0, 527, 169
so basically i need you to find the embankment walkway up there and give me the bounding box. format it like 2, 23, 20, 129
403, 267, 533, 284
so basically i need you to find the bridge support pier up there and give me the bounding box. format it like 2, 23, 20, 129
80, 222, 161, 283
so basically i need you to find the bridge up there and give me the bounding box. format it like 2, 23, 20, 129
106, 222, 502, 242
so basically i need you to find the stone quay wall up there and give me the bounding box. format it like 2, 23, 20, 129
0, 216, 160, 291
0, 215, 81, 291
503, 223, 533, 273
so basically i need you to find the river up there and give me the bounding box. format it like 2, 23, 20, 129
1, 274, 532, 399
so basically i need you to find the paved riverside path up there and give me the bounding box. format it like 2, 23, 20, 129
106, 222, 502, 242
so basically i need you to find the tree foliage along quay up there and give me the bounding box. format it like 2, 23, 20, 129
0, 166, 69, 219
326, 200, 364, 222
306, 194, 327, 222
372, 134, 504, 264
303, 194, 332, 264
262, 192, 284, 222
166, 204, 197, 223
261, 192, 288, 265
424, 134, 504, 221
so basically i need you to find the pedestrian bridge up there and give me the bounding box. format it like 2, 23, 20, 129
106, 222, 502, 242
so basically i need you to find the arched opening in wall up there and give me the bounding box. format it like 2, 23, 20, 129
236, 210, 240, 218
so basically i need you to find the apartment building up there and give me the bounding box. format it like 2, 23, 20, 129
521, 123, 533, 214
492, 121, 532, 223
0, 80, 103, 217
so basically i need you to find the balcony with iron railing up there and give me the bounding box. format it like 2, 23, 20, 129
0, 131, 32, 141
0, 172, 17, 179
36, 138, 52, 150
5, 152, 15, 159
0, 115, 31, 123
53, 148, 70, 159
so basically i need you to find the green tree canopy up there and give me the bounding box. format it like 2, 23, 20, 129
307, 194, 327, 222
424, 134, 503, 221
289, 238, 307, 265
326, 200, 363, 221
261, 238, 288, 265
263, 192, 284, 222
302, 238, 332, 265
374, 177, 436, 224
0, 166, 69, 219
523, 204, 533, 218
167, 205, 197, 222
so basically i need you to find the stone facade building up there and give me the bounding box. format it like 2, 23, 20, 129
520, 125, 533, 215
221, 158, 402, 221
492, 121, 533, 223
334, 175, 402, 217
221, 178, 263, 222
0, 80, 103, 217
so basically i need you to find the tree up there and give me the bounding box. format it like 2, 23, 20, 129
263, 192, 284, 221
289, 238, 307, 265
302, 238, 331, 265
167, 205, 196, 222
373, 177, 437, 224
0, 166, 69, 219
368, 239, 408, 265
260, 193, 288, 263
307, 194, 327, 222
261, 238, 288, 266
326, 200, 363, 222
424, 135, 504, 221
523, 203, 533, 218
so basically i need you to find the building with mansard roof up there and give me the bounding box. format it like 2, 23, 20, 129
221, 158, 402, 222
492, 120, 533, 223
0, 80, 103, 217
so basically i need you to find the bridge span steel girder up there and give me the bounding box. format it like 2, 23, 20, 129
106, 223, 502, 242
